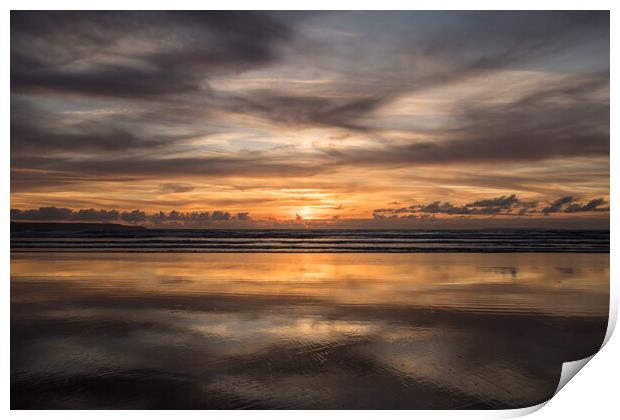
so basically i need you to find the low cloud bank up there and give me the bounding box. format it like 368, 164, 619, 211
10, 194, 610, 229
10, 207, 252, 227
373, 194, 609, 219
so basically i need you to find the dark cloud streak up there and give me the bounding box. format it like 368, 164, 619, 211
11, 11, 296, 99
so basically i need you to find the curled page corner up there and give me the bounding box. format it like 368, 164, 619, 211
602, 286, 618, 348
494, 401, 547, 418
554, 355, 595, 396
511, 293, 619, 416
497, 354, 598, 418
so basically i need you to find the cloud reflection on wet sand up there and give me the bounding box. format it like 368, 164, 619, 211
11, 252, 608, 409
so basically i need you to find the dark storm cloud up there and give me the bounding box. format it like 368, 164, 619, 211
373, 194, 609, 218
11, 207, 253, 226
11, 11, 296, 98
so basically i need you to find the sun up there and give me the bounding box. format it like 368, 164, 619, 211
296, 207, 315, 220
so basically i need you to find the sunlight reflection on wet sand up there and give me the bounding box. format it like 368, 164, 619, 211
11, 252, 609, 409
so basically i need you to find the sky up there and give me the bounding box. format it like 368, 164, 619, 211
10, 11, 610, 229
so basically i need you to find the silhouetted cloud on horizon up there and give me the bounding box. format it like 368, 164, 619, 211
373, 194, 608, 219
10, 207, 253, 226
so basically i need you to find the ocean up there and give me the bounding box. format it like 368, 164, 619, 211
10, 226, 610, 253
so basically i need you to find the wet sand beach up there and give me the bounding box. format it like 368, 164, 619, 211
11, 252, 608, 409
